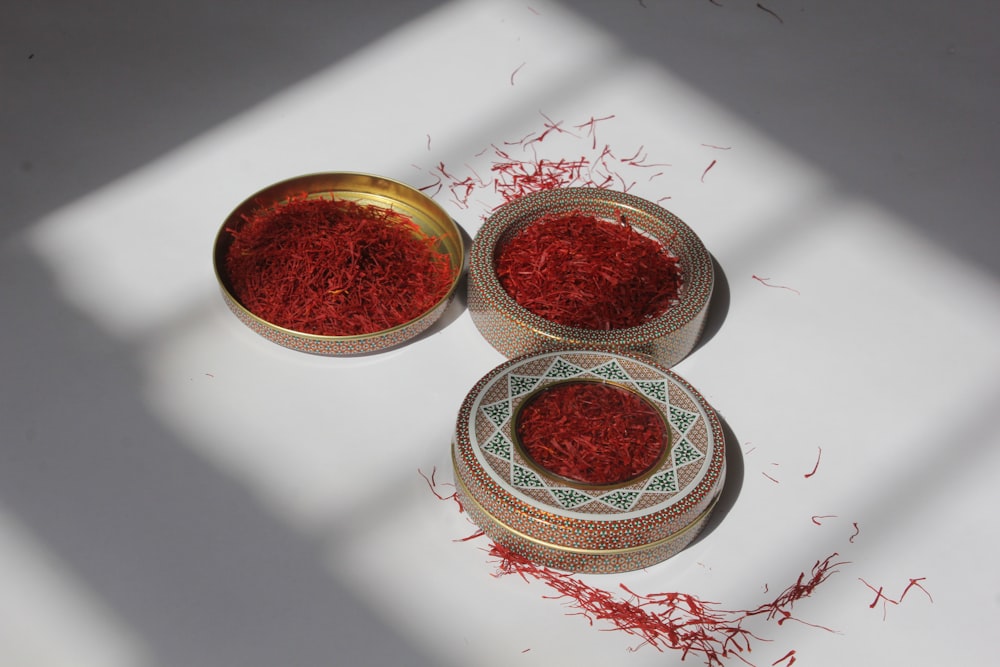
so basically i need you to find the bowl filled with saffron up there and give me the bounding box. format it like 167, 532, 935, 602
213, 172, 464, 355
452, 349, 726, 574
468, 188, 713, 367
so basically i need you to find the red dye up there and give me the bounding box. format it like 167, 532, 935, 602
224, 195, 453, 336
495, 211, 682, 329
515, 382, 667, 485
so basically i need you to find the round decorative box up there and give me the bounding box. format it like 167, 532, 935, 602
213, 172, 464, 356
467, 188, 714, 367
452, 349, 726, 574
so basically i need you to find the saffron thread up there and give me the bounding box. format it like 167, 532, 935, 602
751, 274, 801, 295
757, 2, 784, 23
772, 649, 797, 666
510, 61, 526, 86
804, 446, 822, 478
701, 159, 717, 182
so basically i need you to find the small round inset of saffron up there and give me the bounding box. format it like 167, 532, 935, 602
514, 381, 670, 486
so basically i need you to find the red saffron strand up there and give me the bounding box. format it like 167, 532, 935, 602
811, 515, 837, 526
762, 472, 780, 484
804, 446, 822, 478
495, 211, 682, 329
772, 649, 797, 666
701, 159, 717, 182
751, 274, 801, 295
900, 577, 933, 603
224, 196, 453, 336
849, 522, 860, 543
757, 2, 784, 23
510, 61, 526, 86
515, 382, 668, 485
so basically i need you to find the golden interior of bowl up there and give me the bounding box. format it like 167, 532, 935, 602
213, 172, 464, 354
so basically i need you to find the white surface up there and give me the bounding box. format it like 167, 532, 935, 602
3, 1, 999, 665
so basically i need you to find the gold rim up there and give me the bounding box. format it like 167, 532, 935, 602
453, 453, 719, 557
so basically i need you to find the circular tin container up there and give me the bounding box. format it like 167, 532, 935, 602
213, 172, 464, 355
468, 188, 713, 367
452, 349, 726, 573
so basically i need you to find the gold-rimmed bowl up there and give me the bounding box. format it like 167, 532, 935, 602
213, 172, 464, 355
467, 188, 713, 367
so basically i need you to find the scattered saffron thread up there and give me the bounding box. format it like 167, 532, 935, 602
426, 133, 432, 150
416, 112, 675, 212
510, 61, 526, 86
701, 159, 717, 182
859, 577, 933, 620
849, 522, 860, 543
804, 447, 822, 478
418, 466, 463, 512
772, 649, 797, 666
757, 2, 784, 24
489, 543, 843, 665
751, 274, 801, 295
701, 143, 732, 150
762, 472, 780, 484
422, 470, 846, 665
811, 515, 837, 526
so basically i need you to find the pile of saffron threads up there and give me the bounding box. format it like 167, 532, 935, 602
224, 195, 453, 336
495, 210, 682, 329
516, 382, 667, 485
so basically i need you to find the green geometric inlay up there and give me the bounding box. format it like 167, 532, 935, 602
590, 360, 631, 381
512, 464, 546, 488
508, 374, 541, 397
598, 489, 640, 511
544, 357, 584, 379
645, 469, 678, 492
636, 380, 668, 403
481, 400, 511, 427
550, 487, 593, 509
668, 405, 698, 434
672, 438, 703, 466
482, 432, 512, 460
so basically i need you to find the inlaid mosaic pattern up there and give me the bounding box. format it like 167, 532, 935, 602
453, 350, 726, 573
467, 188, 714, 368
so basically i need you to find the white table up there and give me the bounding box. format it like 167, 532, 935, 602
3, 1, 998, 665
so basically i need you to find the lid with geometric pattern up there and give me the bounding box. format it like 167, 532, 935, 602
452, 349, 726, 573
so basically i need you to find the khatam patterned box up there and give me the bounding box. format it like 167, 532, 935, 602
467, 188, 714, 368
452, 350, 726, 573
